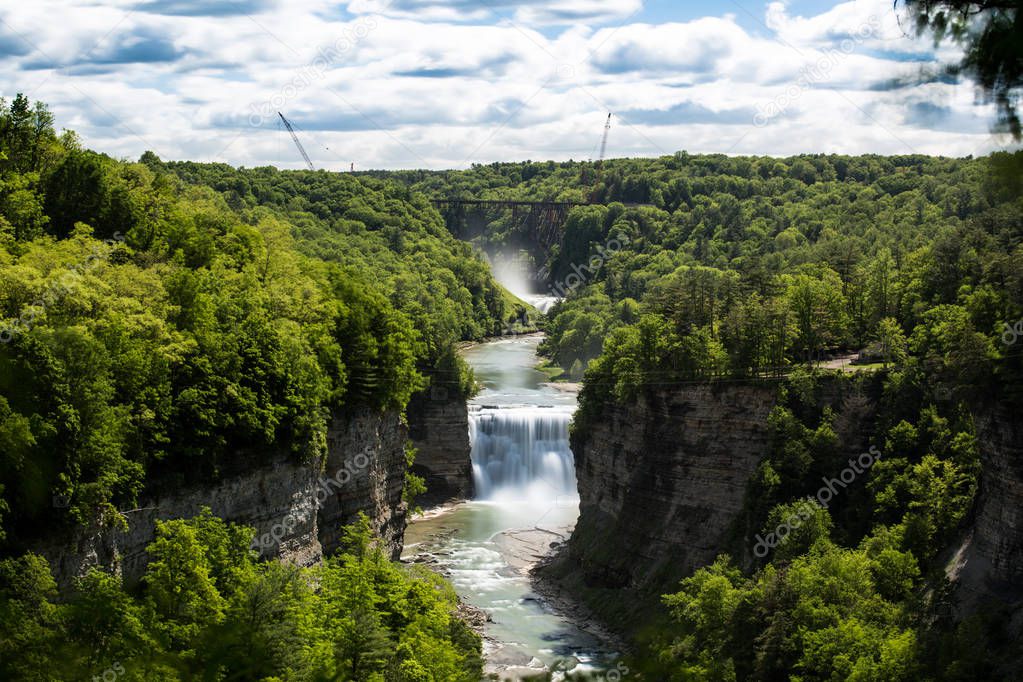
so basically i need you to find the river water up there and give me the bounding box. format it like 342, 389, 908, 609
402, 335, 616, 680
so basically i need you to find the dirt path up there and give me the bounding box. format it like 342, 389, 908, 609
817, 354, 885, 372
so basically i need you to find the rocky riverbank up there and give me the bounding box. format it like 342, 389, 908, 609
403, 501, 621, 680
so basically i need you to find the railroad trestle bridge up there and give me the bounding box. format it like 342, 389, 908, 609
430, 199, 585, 250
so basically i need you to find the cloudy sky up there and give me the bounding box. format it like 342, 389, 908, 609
1, 0, 1016, 170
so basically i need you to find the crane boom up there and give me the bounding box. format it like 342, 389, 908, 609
588, 112, 612, 203
278, 112, 314, 170
596, 112, 612, 167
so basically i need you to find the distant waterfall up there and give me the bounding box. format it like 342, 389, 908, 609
523, 295, 560, 315
469, 405, 577, 500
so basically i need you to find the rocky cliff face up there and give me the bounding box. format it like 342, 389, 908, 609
548, 379, 1021, 635
950, 402, 1023, 611
553, 384, 778, 621
406, 388, 473, 503
547, 379, 879, 629
318, 408, 409, 560
38, 408, 409, 589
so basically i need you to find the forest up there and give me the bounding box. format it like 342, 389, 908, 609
2, 511, 482, 680
0, 95, 497, 680
2, 87, 1022, 679
2, 0, 1019, 678
394, 153, 1023, 389
381, 149, 1023, 678
0, 93, 531, 543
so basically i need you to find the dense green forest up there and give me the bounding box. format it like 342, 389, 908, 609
0, 93, 525, 544
3, 88, 1021, 679
389, 153, 1022, 389
0, 95, 497, 680
1, 511, 482, 680
381, 151, 1023, 679
1, 0, 1018, 678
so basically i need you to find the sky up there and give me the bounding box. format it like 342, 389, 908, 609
0, 0, 1017, 170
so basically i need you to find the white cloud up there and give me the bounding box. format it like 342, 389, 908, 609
345, 0, 642, 26
0, 0, 1014, 170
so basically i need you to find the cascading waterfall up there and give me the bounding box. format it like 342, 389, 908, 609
404, 336, 615, 675
469, 404, 576, 500
522, 294, 560, 315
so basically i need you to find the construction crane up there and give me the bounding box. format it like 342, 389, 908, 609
596, 112, 612, 168
589, 112, 612, 202
278, 112, 314, 170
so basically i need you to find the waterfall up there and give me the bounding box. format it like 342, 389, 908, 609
523, 294, 560, 315
469, 405, 577, 501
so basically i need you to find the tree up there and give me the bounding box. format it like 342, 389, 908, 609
761, 499, 833, 562
903, 1, 1022, 137
143, 518, 226, 645
661, 556, 748, 680
910, 304, 996, 388
0, 176, 49, 240
0, 554, 65, 681
784, 270, 849, 364
197, 562, 308, 679
0, 95, 56, 174
876, 317, 909, 367
66, 570, 154, 668
867, 248, 897, 326
43, 149, 110, 238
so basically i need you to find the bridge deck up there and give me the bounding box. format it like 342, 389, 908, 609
430, 199, 584, 208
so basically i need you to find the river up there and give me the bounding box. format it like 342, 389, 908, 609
402, 335, 618, 680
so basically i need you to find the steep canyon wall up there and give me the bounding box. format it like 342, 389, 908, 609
406, 389, 473, 503
547, 379, 1021, 632
37, 408, 410, 589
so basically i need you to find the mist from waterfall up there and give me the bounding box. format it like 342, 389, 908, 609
489, 253, 535, 301
489, 253, 560, 315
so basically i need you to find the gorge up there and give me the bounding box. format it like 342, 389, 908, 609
403, 332, 1023, 678
404, 335, 618, 679
6, 0, 1023, 677
1, 91, 1022, 679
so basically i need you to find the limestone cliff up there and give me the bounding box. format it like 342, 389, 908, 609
406, 388, 473, 503
949, 401, 1023, 613
37, 407, 409, 589
545, 384, 778, 628
546, 379, 1022, 636
319, 408, 409, 560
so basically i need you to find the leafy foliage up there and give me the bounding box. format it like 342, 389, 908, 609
629, 362, 1010, 679
390, 153, 1022, 419
902, 1, 1022, 138
0, 96, 490, 680
0, 95, 513, 543
388, 146, 1023, 680
0, 511, 483, 680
